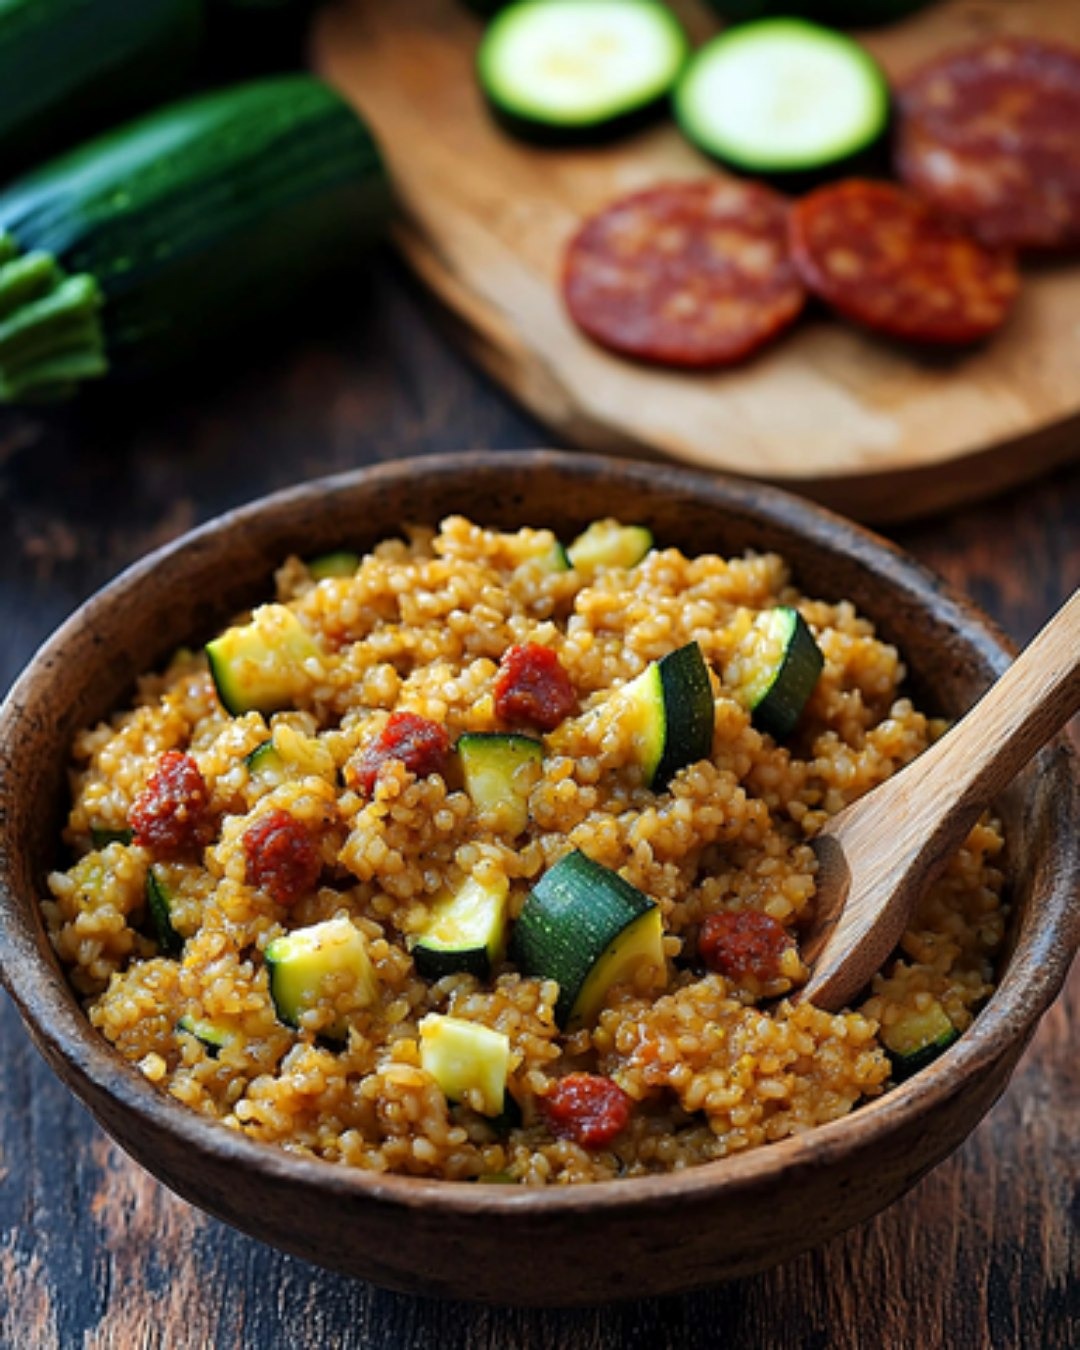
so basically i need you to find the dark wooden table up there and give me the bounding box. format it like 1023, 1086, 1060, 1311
0, 250, 1076, 1349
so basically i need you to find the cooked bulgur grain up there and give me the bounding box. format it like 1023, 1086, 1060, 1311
43, 518, 1005, 1183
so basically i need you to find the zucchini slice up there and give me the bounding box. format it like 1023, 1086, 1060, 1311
264, 916, 378, 1041
176, 1014, 234, 1059
245, 725, 335, 783
510, 850, 666, 1029
567, 520, 653, 576
727, 607, 824, 741
206, 604, 320, 717
615, 642, 714, 790
674, 19, 890, 180
307, 550, 360, 580
506, 531, 571, 576
419, 1013, 511, 1117
245, 738, 284, 777
457, 733, 543, 836
146, 865, 183, 959
477, 0, 690, 144
882, 1001, 959, 1082
412, 873, 510, 980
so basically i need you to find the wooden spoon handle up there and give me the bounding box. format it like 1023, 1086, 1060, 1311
891, 587, 1080, 822
801, 588, 1080, 1012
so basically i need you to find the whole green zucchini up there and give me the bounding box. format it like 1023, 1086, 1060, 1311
0, 74, 390, 402
0, 0, 203, 174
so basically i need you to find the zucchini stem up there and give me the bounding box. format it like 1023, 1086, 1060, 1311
0, 231, 106, 402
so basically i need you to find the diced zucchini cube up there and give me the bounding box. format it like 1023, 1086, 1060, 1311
726, 606, 823, 741
206, 603, 320, 717
265, 915, 378, 1041
613, 642, 713, 789
419, 1013, 510, 1117
567, 520, 652, 575
510, 850, 667, 1029
457, 733, 543, 836
882, 999, 959, 1081
412, 873, 510, 979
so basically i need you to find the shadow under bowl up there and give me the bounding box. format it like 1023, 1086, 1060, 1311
0, 450, 1077, 1305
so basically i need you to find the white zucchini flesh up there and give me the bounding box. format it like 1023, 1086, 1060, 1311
479, 1, 689, 128
419, 1014, 510, 1117
675, 20, 889, 172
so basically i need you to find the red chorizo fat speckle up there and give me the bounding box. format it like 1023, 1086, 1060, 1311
789, 180, 1018, 344
563, 179, 806, 367
896, 37, 1080, 251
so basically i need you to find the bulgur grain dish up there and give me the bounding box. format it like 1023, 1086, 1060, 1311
43, 517, 1005, 1185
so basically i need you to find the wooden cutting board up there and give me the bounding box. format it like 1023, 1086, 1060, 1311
312, 0, 1080, 521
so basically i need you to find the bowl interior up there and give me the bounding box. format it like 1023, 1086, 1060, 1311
0, 450, 1076, 1301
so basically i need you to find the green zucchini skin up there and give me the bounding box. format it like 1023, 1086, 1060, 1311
887, 1029, 959, 1081
246, 740, 284, 776
747, 609, 824, 741
176, 1014, 231, 1058
146, 866, 184, 959
0, 0, 202, 175
411, 874, 509, 982
654, 643, 714, 790
0, 74, 391, 391
882, 1000, 960, 1081
413, 942, 490, 982
510, 850, 663, 1028
702, 0, 938, 25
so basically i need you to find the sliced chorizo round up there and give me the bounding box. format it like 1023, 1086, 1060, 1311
562, 179, 806, 367
896, 37, 1080, 251
788, 179, 1019, 345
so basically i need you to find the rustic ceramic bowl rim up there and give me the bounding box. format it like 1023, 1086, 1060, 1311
1, 449, 1077, 1221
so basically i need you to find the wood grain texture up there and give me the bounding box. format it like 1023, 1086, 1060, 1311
0, 248, 1076, 1345
312, 0, 1080, 523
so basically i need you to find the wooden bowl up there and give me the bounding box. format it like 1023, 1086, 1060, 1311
0, 451, 1076, 1306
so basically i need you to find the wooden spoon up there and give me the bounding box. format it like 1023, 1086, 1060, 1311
800, 588, 1080, 1013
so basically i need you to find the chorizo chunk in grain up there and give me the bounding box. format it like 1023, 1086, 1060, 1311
544, 1073, 634, 1150
698, 910, 792, 983
346, 712, 451, 796
494, 643, 577, 731
242, 808, 320, 906
129, 750, 214, 858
